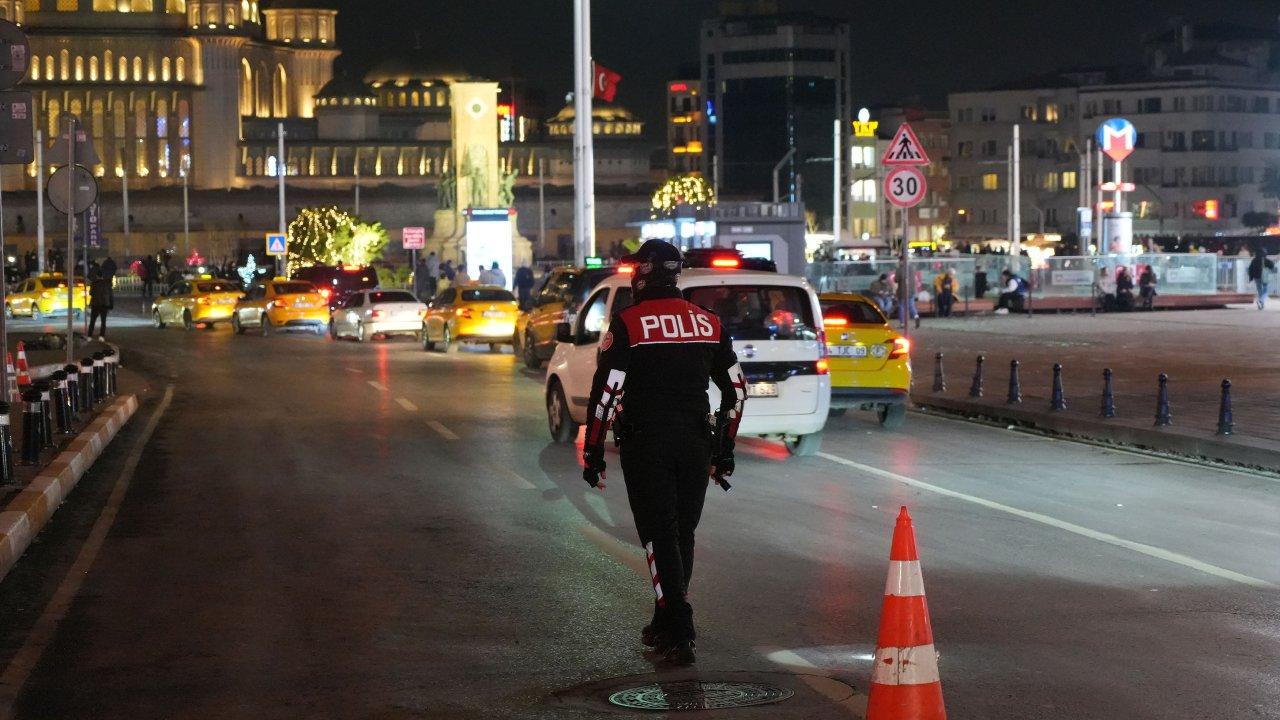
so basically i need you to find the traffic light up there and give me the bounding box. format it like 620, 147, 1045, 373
1192, 199, 1219, 220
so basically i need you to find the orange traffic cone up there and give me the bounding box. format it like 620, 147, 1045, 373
866, 506, 946, 720
14, 343, 30, 391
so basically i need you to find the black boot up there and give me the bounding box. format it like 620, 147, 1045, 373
665, 640, 696, 666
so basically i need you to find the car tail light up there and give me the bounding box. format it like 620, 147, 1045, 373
197, 296, 211, 305
889, 336, 911, 359
370, 309, 384, 318
456, 308, 473, 319
711, 257, 740, 269
318, 288, 332, 300
823, 316, 848, 328
816, 358, 829, 375
616, 264, 634, 274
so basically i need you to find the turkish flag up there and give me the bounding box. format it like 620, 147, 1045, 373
592, 62, 621, 103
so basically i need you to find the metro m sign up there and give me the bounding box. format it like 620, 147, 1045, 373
1096, 118, 1137, 163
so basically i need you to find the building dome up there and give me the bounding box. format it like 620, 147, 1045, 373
546, 101, 644, 138
362, 56, 471, 89
314, 75, 376, 108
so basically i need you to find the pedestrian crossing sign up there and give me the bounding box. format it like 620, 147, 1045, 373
265, 233, 287, 256
881, 123, 930, 166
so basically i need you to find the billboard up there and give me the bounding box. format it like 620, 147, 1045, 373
464, 209, 513, 289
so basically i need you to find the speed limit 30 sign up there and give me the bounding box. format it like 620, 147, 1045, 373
885, 166, 927, 209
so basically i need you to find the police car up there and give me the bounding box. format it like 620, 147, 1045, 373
543, 259, 830, 455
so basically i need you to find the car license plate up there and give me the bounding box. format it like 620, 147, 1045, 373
827, 344, 868, 358
483, 310, 504, 318
746, 381, 778, 398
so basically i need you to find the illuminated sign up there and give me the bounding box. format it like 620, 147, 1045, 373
1193, 199, 1219, 220
1096, 118, 1137, 163
496, 103, 512, 117
669, 82, 689, 93
852, 107, 878, 138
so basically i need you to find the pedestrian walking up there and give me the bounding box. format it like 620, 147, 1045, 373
101, 255, 118, 281
425, 251, 440, 297
514, 264, 535, 310
88, 269, 113, 341
1248, 246, 1275, 310
413, 254, 431, 301
487, 261, 506, 289
581, 239, 746, 666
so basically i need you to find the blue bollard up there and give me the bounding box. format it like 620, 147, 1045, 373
1050, 363, 1067, 411
1154, 373, 1172, 426
1007, 360, 1022, 404
1216, 379, 1233, 436
969, 355, 984, 398
1101, 368, 1116, 418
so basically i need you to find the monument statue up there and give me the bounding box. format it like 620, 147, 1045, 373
464, 145, 489, 209
498, 166, 518, 207
438, 167, 456, 210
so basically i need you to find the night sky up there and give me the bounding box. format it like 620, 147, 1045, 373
328, 0, 1280, 135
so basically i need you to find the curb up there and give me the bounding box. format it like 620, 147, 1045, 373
913, 393, 1280, 473
0, 394, 139, 584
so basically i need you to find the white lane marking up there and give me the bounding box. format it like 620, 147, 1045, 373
344, 367, 363, 374
0, 385, 175, 719
578, 525, 647, 578
489, 465, 537, 490
817, 451, 1276, 589
395, 398, 417, 412
367, 380, 387, 392
426, 420, 459, 441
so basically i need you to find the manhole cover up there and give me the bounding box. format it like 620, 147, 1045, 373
608, 680, 793, 711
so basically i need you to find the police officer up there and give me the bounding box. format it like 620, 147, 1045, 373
582, 240, 746, 665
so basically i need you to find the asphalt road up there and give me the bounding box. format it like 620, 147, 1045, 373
0, 309, 1273, 719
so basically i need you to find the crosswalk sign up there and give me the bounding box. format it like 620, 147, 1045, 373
265, 233, 287, 256
881, 123, 930, 166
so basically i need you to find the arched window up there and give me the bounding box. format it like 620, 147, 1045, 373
146, 55, 155, 81
112, 99, 124, 139
250, 0, 257, 23
30, 57, 37, 81
224, 5, 234, 24
177, 98, 188, 138
238, 59, 252, 116
398, 91, 406, 107
411, 92, 419, 107
281, 16, 294, 40
161, 57, 170, 82
103, 50, 112, 81
74, 55, 83, 81
256, 61, 266, 116
89, 56, 98, 81
134, 99, 147, 175
91, 98, 105, 174
265, 155, 277, 177
272, 63, 286, 117
43, 56, 52, 81
204, 4, 216, 24
155, 98, 168, 176
240, 0, 248, 21
130, 0, 153, 9
166, 0, 185, 11
175, 56, 185, 82
46, 98, 59, 138
118, 56, 127, 82
59, 49, 68, 81
132, 56, 142, 82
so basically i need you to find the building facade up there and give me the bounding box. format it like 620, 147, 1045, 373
949, 20, 1280, 246
666, 79, 702, 174
13, 0, 653, 195
700, 3, 850, 228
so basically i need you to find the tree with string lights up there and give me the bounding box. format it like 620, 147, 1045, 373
650, 174, 716, 219
287, 206, 389, 270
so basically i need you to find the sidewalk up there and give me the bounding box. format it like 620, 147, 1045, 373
905, 304, 1280, 470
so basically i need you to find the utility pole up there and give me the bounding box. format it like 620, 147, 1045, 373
832, 119, 841, 239
1095, 145, 1103, 255
181, 165, 189, 262
572, 0, 595, 263
537, 158, 546, 255
34, 129, 43, 273
277, 121, 286, 276
1011, 123, 1021, 258
1006, 145, 1013, 248
354, 150, 360, 216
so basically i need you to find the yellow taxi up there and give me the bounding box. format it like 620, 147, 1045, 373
422, 285, 519, 353
515, 265, 619, 369
231, 279, 330, 336
819, 292, 912, 428
5, 273, 87, 319
152, 277, 244, 330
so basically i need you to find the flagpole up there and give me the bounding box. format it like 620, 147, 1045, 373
573, 0, 595, 263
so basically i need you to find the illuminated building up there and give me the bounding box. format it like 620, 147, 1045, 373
666, 79, 702, 174
950, 19, 1280, 243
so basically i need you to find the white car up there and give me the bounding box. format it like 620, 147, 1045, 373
544, 267, 830, 456
329, 289, 426, 342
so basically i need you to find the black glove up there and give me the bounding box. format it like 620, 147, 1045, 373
582, 445, 607, 488
710, 451, 734, 491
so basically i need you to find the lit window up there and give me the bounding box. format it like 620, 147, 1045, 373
89, 56, 98, 80
104, 50, 112, 80
981, 173, 999, 190
59, 49, 68, 80
74, 55, 82, 80
1061, 171, 1077, 190
57, 0, 78, 9
175, 56, 184, 82
132, 56, 142, 82
1043, 104, 1059, 123
161, 57, 170, 81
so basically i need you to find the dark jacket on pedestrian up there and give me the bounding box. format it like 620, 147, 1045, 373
1248, 254, 1275, 281
89, 277, 113, 310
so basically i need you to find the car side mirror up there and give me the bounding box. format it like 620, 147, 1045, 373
555, 322, 574, 344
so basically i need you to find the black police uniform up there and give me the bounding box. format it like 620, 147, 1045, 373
582, 241, 745, 662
